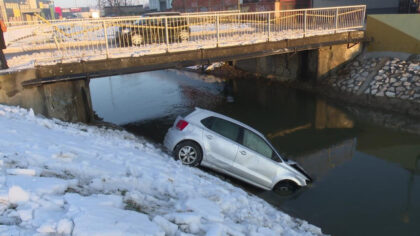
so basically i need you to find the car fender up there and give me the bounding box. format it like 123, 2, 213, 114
173, 127, 204, 151
271, 171, 307, 190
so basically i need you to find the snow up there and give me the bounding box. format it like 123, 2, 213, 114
0, 104, 324, 235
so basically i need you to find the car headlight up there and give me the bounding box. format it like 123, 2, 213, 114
121, 29, 130, 34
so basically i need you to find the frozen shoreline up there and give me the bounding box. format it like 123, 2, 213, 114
0, 105, 323, 235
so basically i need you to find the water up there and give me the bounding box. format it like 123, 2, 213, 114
90, 69, 420, 236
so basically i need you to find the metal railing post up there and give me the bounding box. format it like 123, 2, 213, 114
335, 8, 339, 33
216, 15, 220, 47
165, 17, 169, 52
102, 21, 110, 58
267, 13, 271, 42
303, 10, 307, 37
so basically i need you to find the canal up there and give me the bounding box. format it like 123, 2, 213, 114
90, 69, 420, 236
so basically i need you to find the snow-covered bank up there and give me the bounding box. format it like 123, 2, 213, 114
0, 105, 323, 236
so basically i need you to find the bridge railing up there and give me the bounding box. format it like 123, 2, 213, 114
4, 5, 366, 66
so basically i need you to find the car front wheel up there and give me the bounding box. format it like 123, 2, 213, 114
131, 34, 143, 46
174, 141, 202, 167
178, 29, 190, 42
273, 180, 299, 195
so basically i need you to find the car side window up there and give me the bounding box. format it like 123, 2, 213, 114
203, 117, 240, 142
201, 117, 214, 129
242, 129, 273, 159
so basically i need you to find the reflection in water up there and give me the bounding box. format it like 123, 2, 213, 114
315, 100, 354, 129
90, 69, 420, 236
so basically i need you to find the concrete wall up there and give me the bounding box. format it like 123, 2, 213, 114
0, 70, 93, 123
316, 43, 362, 79
366, 14, 420, 54
235, 43, 362, 81
234, 53, 304, 81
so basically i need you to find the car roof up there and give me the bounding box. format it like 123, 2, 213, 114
143, 12, 181, 17
191, 107, 265, 138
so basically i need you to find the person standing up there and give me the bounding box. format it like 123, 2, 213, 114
0, 19, 8, 69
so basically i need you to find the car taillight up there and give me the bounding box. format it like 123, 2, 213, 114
176, 120, 189, 131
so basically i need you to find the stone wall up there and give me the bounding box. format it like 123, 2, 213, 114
325, 57, 420, 101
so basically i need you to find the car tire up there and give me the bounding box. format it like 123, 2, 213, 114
273, 180, 298, 195
131, 33, 143, 46
178, 29, 190, 42
174, 141, 202, 167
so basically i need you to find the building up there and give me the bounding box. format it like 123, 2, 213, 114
171, 0, 240, 12
0, 0, 53, 22
313, 0, 400, 13
171, 0, 312, 12
242, 0, 311, 12
103, 5, 146, 16
149, 0, 172, 11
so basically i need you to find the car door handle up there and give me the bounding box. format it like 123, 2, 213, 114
206, 135, 213, 140
240, 150, 247, 156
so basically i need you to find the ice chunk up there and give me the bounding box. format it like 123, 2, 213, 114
7, 169, 37, 176
8, 186, 29, 203
57, 218, 74, 235
153, 215, 178, 236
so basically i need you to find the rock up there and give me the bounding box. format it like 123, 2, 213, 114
353, 61, 360, 67
371, 63, 377, 67
390, 78, 397, 83
375, 75, 382, 80
396, 87, 405, 93
393, 82, 402, 86
401, 77, 407, 82
371, 89, 378, 94
400, 95, 410, 100
362, 72, 369, 77
403, 82, 411, 86
388, 87, 395, 92
385, 92, 396, 97
377, 91, 385, 97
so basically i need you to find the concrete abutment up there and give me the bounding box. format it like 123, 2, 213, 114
0, 70, 93, 123
234, 43, 362, 81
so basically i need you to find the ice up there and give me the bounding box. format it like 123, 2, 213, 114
0, 104, 324, 235
6, 169, 37, 176
8, 186, 29, 203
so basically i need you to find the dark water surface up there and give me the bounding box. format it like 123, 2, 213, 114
90, 69, 420, 236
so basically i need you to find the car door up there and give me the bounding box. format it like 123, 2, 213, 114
201, 117, 240, 171
232, 128, 278, 188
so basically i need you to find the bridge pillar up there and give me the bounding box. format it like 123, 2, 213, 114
0, 70, 93, 123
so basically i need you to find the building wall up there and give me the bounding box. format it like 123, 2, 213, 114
149, 0, 173, 11
313, 0, 399, 12
172, 0, 241, 12
366, 14, 420, 54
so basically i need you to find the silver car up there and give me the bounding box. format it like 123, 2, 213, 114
163, 108, 311, 192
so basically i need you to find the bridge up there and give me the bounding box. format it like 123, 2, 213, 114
0, 6, 366, 122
